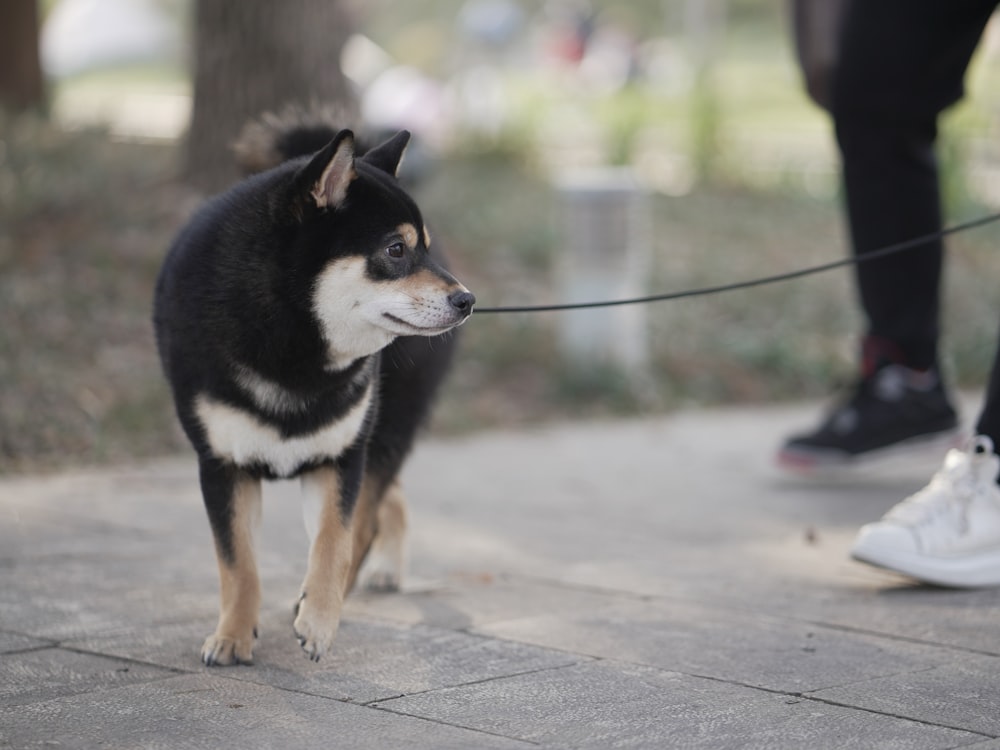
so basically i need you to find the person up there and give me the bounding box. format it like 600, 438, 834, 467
784, 0, 1000, 587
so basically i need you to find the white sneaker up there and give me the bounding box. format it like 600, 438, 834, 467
850, 436, 1000, 587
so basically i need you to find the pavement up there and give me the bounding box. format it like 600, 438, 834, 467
2, 399, 1000, 749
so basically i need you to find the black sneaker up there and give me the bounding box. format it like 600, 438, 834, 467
778, 364, 960, 472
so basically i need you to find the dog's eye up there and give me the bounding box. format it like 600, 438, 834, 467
385, 242, 406, 259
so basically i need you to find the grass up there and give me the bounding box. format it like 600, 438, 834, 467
0, 114, 193, 471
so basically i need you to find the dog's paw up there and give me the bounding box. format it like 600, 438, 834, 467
358, 548, 403, 593
201, 627, 257, 667
292, 594, 339, 662
360, 567, 401, 593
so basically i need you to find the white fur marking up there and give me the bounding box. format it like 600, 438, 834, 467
195, 386, 372, 477
312, 258, 470, 370
233, 364, 310, 414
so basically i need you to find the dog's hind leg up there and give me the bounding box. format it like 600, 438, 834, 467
344, 474, 380, 594
345, 477, 408, 593
360, 481, 408, 592
295, 464, 355, 661
199, 459, 262, 666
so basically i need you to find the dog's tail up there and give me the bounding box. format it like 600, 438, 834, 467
232, 101, 360, 175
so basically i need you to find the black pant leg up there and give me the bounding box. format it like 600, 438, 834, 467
832, 0, 997, 370
975, 318, 1000, 444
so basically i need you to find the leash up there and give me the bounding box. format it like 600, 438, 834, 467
473, 210, 1000, 314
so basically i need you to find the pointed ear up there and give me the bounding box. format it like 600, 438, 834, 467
361, 130, 411, 177
299, 130, 357, 210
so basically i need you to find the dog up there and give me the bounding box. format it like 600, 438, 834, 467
153, 118, 474, 666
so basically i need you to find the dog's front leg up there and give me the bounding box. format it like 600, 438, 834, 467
199, 458, 262, 666
294, 450, 363, 661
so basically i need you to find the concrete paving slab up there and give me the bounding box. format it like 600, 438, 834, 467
0, 646, 175, 708
378, 659, 985, 749
67, 607, 585, 704
0, 673, 534, 750
0, 566, 217, 642
810, 655, 1000, 737
343, 575, 644, 630
759, 579, 1000, 655
399, 405, 1000, 654
474, 594, 976, 694
3, 400, 1000, 748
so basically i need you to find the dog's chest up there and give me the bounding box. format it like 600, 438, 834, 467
194, 385, 372, 476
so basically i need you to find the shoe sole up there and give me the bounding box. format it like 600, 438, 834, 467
851, 543, 1000, 588
776, 427, 964, 477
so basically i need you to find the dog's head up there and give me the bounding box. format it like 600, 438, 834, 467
288, 130, 474, 369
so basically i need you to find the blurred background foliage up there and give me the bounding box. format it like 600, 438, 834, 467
3, 0, 1000, 471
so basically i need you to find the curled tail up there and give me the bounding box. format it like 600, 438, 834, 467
232, 102, 360, 175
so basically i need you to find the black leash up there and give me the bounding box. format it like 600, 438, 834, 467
473, 211, 1000, 314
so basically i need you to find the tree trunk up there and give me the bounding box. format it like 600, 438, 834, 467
184, 0, 357, 192
0, 0, 45, 113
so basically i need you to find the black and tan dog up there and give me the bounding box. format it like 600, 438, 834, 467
154, 121, 474, 665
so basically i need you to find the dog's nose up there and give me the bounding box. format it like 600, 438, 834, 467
448, 290, 476, 315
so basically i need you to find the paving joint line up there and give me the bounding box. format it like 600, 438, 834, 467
58, 643, 193, 676
795, 618, 1000, 659
792, 664, 941, 695
670, 668, 997, 739
366, 702, 542, 747
191, 670, 546, 747
441, 627, 999, 741
0, 644, 60, 657
362, 659, 592, 707
799, 692, 999, 740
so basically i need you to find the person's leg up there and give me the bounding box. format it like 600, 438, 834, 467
975, 330, 1000, 445
834, 0, 996, 370
778, 0, 997, 471
832, 0, 1000, 588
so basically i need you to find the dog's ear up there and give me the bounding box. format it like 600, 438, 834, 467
297, 129, 357, 210
361, 130, 410, 177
